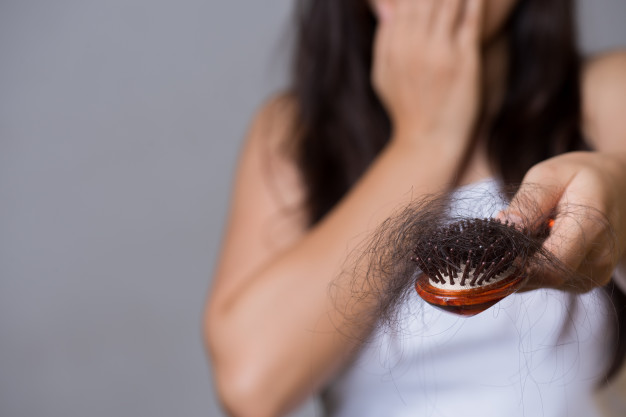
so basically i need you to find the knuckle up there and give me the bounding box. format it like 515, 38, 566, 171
577, 166, 604, 185
524, 161, 559, 183
573, 168, 612, 211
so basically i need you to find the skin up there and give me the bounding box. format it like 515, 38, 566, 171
371, 0, 518, 42
206, 1, 626, 416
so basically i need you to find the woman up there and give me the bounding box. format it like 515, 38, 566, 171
205, 0, 626, 416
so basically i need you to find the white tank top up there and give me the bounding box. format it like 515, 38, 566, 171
324, 178, 619, 417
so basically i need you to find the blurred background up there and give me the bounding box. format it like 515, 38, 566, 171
1, 1, 625, 416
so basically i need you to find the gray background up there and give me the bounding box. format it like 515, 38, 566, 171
1, 1, 625, 416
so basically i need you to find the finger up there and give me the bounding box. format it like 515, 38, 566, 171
498, 177, 567, 289
390, 0, 413, 48
433, 0, 463, 39
525, 211, 613, 293
536, 207, 591, 290
373, 0, 394, 22
423, 0, 442, 32
402, 0, 436, 34
498, 182, 563, 235
457, 0, 485, 47
538, 175, 616, 290
373, 7, 394, 81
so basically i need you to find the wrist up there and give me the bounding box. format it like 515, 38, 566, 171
390, 129, 467, 163
385, 137, 464, 187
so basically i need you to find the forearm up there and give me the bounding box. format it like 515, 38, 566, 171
208, 138, 462, 416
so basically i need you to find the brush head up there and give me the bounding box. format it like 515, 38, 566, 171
412, 217, 534, 316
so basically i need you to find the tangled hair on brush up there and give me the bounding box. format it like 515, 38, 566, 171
332, 183, 625, 382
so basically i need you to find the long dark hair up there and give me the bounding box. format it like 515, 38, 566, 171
290, 0, 626, 383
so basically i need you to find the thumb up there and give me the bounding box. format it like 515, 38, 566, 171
497, 184, 560, 236
497, 165, 566, 236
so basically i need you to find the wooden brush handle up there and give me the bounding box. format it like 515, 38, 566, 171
415, 271, 527, 316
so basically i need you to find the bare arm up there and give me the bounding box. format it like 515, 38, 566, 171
206, 106, 464, 417
205, 1, 485, 416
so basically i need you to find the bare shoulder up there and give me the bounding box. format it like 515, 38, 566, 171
226, 92, 308, 255
210, 93, 307, 302
241, 92, 306, 213
247, 93, 298, 152
582, 49, 626, 151
208, 93, 307, 318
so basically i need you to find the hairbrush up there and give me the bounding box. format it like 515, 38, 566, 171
411, 216, 554, 316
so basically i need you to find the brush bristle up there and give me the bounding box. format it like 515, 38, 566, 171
411, 218, 528, 289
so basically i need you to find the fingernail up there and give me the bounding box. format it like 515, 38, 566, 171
495, 211, 524, 227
